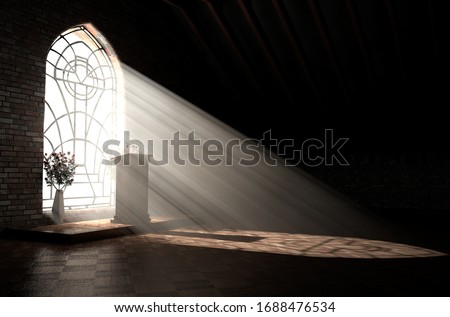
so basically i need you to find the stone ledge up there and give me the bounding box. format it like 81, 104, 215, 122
1, 219, 134, 244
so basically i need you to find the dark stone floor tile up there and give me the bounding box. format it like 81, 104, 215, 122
177, 288, 222, 296
172, 279, 213, 291
93, 285, 136, 296
63, 264, 97, 272
133, 280, 175, 294
135, 291, 179, 297
95, 268, 130, 277
59, 270, 96, 280
209, 277, 251, 289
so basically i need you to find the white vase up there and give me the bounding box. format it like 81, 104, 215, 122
52, 189, 65, 224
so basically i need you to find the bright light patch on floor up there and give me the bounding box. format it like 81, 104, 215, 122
143, 227, 445, 259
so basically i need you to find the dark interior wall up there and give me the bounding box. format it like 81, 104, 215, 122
304, 153, 450, 211
0, 0, 449, 228
155, 0, 450, 215
157, 0, 449, 145
158, 0, 450, 214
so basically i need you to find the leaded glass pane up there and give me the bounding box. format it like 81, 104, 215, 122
43, 26, 116, 210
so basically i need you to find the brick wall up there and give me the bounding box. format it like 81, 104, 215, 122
305, 152, 450, 211
1, 2, 48, 228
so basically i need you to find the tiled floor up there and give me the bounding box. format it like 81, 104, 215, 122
1, 219, 449, 296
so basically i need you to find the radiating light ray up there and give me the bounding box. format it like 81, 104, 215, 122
117, 64, 413, 247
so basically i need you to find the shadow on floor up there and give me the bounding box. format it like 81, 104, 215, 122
161, 231, 263, 243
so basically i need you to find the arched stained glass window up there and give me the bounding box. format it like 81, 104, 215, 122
43, 25, 118, 210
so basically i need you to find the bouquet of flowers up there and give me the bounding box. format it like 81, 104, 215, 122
43, 151, 77, 191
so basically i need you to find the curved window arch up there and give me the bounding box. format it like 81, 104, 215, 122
43, 24, 119, 210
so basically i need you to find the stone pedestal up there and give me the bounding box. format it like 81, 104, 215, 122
112, 154, 150, 224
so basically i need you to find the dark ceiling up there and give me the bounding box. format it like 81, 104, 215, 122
137, 0, 448, 153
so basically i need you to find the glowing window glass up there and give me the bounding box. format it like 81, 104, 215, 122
43, 25, 116, 210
